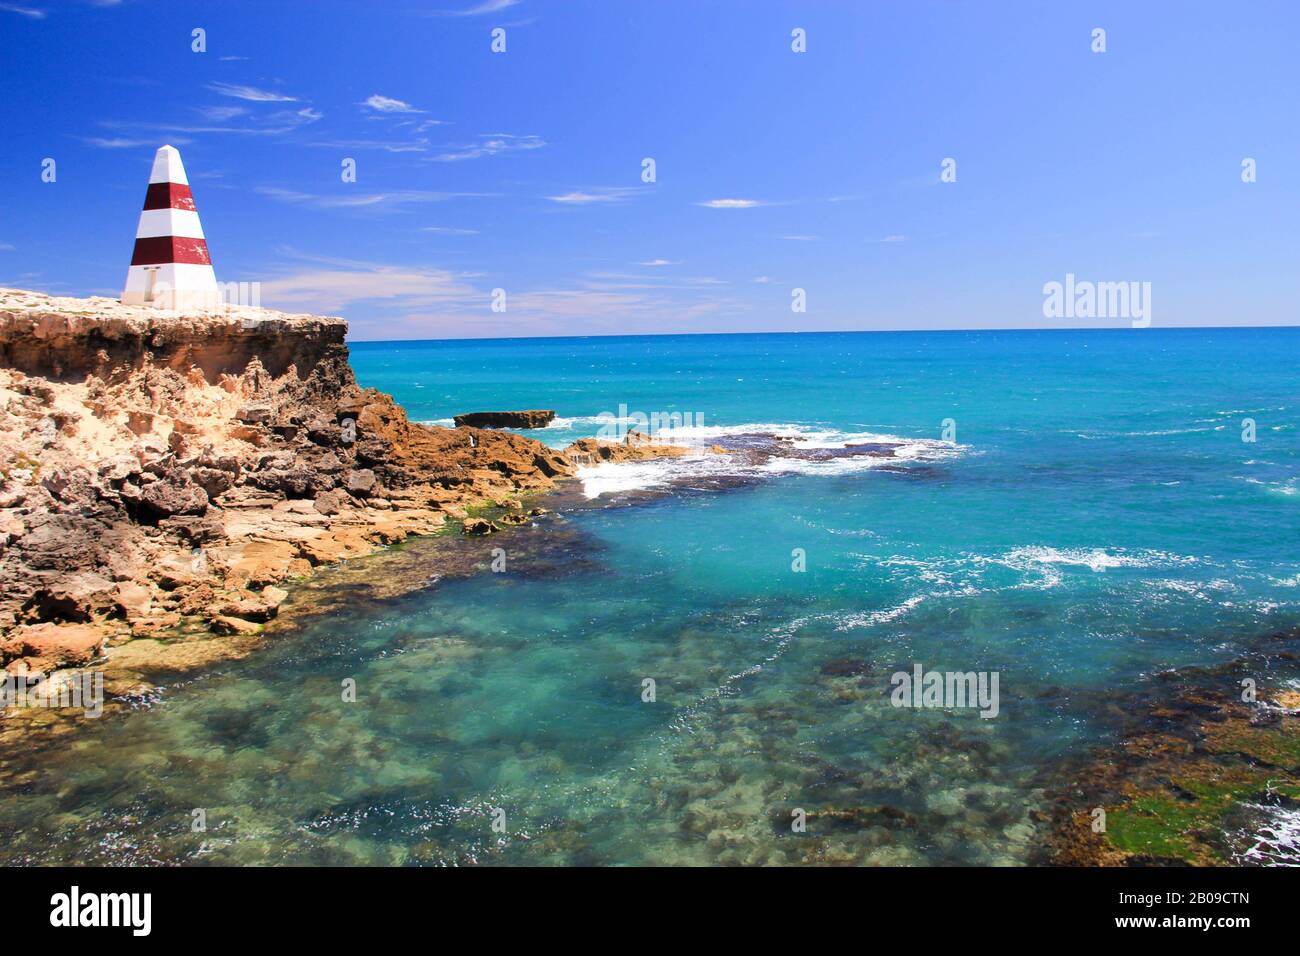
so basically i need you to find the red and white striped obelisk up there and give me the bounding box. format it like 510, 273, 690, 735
121, 145, 221, 310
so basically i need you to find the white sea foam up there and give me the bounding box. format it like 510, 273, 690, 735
834, 595, 927, 630
574, 459, 685, 498
1238, 476, 1300, 497
546, 415, 612, 430
1000, 545, 1197, 574
1072, 426, 1216, 439
1236, 803, 1300, 866
575, 421, 960, 498
854, 546, 1209, 598
832, 546, 1242, 632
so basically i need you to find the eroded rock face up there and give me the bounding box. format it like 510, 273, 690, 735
0, 288, 349, 384
139, 476, 209, 517
0, 288, 579, 670
453, 410, 556, 429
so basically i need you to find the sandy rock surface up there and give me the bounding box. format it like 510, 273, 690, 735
0, 289, 587, 678
0, 287, 695, 719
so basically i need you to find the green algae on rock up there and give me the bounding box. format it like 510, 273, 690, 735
1044, 650, 1300, 866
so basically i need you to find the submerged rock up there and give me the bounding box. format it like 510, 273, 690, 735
1040, 642, 1300, 866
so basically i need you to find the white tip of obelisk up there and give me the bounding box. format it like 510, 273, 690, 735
148, 144, 189, 186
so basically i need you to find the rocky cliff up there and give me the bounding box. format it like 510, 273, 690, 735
0, 288, 581, 675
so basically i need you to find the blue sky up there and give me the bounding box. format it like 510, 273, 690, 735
2, 0, 1297, 339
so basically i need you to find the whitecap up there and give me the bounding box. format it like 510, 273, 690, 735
834, 595, 927, 630
574, 421, 962, 498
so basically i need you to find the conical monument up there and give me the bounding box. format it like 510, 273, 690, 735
121, 145, 221, 310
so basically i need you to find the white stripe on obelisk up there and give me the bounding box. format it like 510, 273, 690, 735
135, 209, 206, 239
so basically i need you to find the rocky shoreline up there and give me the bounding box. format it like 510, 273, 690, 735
0, 288, 684, 721
1037, 631, 1300, 866
8, 286, 1294, 866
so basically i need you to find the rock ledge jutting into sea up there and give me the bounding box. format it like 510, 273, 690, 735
0, 288, 683, 685
453, 409, 556, 429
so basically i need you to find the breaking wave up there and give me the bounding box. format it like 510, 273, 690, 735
574, 421, 961, 499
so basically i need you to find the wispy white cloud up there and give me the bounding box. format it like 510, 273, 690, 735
422, 226, 480, 235
697, 198, 764, 209
582, 272, 728, 292
395, 118, 445, 132
258, 186, 490, 211
545, 187, 635, 204
260, 265, 480, 314
102, 105, 321, 137
781, 234, 818, 241
0, 3, 45, 18
440, 0, 520, 16
431, 133, 544, 162
310, 138, 430, 153
196, 105, 247, 121
80, 135, 192, 149
207, 81, 298, 102
256, 247, 748, 340
637, 259, 679, 267
881, 234, 907, 242
361, 94, 422, 114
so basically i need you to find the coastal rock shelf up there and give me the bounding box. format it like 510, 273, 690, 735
0, 288, 348, 382
0, 289, 603, 679
453, 409, 556, 429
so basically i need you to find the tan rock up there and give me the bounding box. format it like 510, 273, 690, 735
113, 581, 153, 619
209, 615, 264, 636
0, 622, 105, 671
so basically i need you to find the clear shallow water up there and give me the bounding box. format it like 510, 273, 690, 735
2, 329, 1298, 865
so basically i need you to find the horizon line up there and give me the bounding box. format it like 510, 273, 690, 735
346, 322, 1300, 347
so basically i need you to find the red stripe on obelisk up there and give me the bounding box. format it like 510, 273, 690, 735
142, 182, 196, 211
130, 236, 212, 266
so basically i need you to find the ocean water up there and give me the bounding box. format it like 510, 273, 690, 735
2, 329, 1298, 865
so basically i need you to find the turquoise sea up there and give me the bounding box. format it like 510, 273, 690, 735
2, 328, 1298, 865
